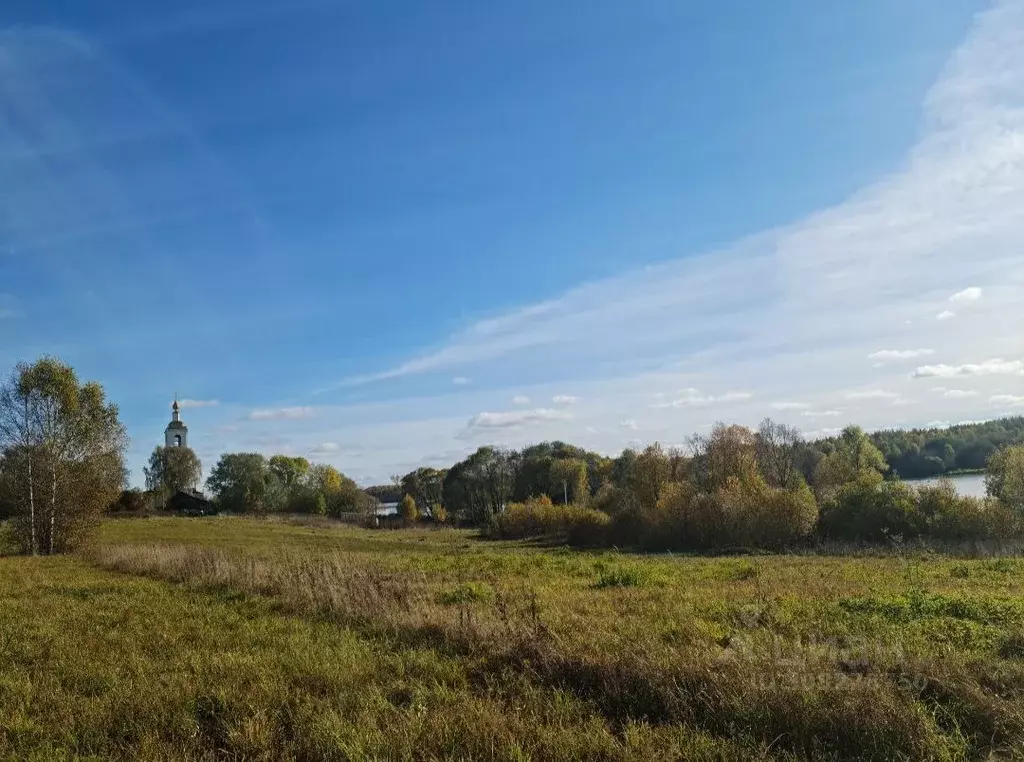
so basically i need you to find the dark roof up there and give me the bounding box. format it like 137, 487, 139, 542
166, 420, 187, 430
167, 490, 214, 514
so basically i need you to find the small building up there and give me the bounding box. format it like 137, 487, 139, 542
167, 489, 215, 516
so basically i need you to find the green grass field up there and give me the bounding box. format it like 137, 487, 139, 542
1, 516, 1023, 760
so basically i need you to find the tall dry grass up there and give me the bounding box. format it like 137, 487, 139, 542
88, 540, 1024, 760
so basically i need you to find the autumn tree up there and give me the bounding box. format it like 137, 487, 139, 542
986, 445, 1024, 514
400, 493, 419, 522
0, 357, 127, 554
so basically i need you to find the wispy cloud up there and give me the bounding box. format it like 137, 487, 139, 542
102, 0, 1024, 483
801, 409, 842, 418
466, 408, 570, 431
868, 349, 935, 362
991, 394, 1024, 406
655, 389, 753, 408
552, 395, 578, 405
452, 376, 471, 386
249, 406, 318, 421
309, 441, 342, 457
845, 390, 900, 400
913, 359, 1024, 378
619, 419, 638, 431
511, 395, 530, 405
178, 399, 219, 409
949, 287, 983, 303
770, 401, 811, 411
942, 389, 979, 399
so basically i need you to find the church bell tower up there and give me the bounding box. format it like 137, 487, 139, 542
165, 397, 188, 448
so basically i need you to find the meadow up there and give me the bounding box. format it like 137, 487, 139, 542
1, 516, 1023, 760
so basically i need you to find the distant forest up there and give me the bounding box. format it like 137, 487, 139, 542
869, 416, 1024, 479
368, 416, 1024, 499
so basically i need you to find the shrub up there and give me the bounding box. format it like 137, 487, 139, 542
917, 479, 1017, 541
400, 494, 419, 522
432, 504, 448, 523
619, 476, 817, 551
491, 498, 610, 545
107, 488, 147, 514
820, 475, 923, 543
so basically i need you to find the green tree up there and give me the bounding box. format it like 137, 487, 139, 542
986, 445, 1024, 513
144, 445, 202, 504
0, 357, 127, 554
206, 453, 269, 513
549, 457, 589, 505
268, 455, 310, 487
814, 425, 888, 496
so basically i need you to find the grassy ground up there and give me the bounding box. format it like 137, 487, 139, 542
0, 516, 1022, 759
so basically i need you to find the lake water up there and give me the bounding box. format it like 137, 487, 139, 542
906, 473, 987, 498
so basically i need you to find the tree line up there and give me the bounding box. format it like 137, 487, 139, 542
381, 418, 1024, 549
113, 448, 377, 517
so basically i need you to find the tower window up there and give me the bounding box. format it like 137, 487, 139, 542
174, 435, 182, 447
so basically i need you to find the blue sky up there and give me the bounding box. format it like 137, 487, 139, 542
3, 0, 1023, 485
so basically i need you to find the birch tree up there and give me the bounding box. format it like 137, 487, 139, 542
0, 358, 127, 554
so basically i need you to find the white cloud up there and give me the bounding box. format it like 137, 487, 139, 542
178, 399, 219, 409
656, 389, 753, 408
309, 442, 341, 457
943, 389, 980, 399
552, 395, 578, 405
619, 419, 638, 431
845, 390, 900, 400
949, 287, 983, 303
511, 395, 530, 405
452, 376, 471, 386
249, 406, 317, 421
936, 310, 957, 321
770, 401, 811, 411
867, 349, 935, 362
801, 409, 843, 418
926, 420, 952, 429
913, 359, 1024, 378
466, 408, 570, 431
991, 394, 1024, 406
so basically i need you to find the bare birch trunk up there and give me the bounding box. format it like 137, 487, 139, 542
27, 452, 37, 556
50, 460, 57, 555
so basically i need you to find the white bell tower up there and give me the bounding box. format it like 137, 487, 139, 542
165, 396, 188, 448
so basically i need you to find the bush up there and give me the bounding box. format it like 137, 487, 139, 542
400, 494, 419, 522
820, 475, 922, 543
613, 476, 817, 551
492, 498, 610, 546
917, 479, 1017, 541
107, 488, 147, 514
